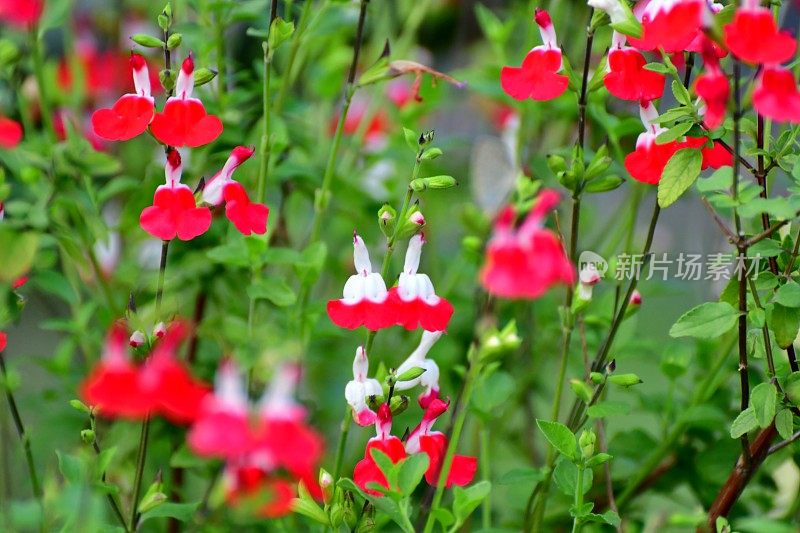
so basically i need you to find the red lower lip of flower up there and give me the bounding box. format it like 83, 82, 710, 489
724, 10, 797, 66
81, 362, 155, 419
753, 68, 800, 124
501, 49, 568, 102
91, 95, 155, 141
326, 298, 396, 331
354, 437, 407, 496
419, 433, 477, 488
604, 48, 665, 102
188, 411, 256, 458
140, 185, 212, 241
387, 288, 453, 332
223, 182, 270, 236
0, 116, 23, 149
628, 1, 703, 53
150, 99, 223, 148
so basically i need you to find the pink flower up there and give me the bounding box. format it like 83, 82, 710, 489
327, 233, 395, 331
139, 150, 212, 241
353, 404, 407, 496
0, 116, 22, 148
624, 101, 686, 184
386, 234, 454, 332
480, 189, 575, 299
91, 54, 155, 141
724, 0, 796, 65
603, 32, 665, 102
753, 67, 800, 123
344, 347, 383, 426
500, 9, 568, 101
150, 55, 223, 148
0, 0, 43, 28
405, 399, 477, 488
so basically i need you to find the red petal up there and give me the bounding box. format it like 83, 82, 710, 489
223, 182, 269, 236
0, 116, 23, 148
80, 362, 153, 419
753, 68, 800, 124
150, 99, 223, 148
188, 411, 255, 458
259, 419, 325, 476
140, 186, 211, 241
724, 10, 797, 65
501, 49, 568, 102
91, 95, 154, 141
0, 332, 7, 352
701, 141, 733, 170
629, 1, 703, 53
419, 434, 477, 488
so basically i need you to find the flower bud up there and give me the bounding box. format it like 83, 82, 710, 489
193, 67, 218, 87
409, 175, 458, 191
319, 469, 334, 504
131, 34, 166, 48
153, 322, 167, 338
573, 264, 601, 313
579, 429, 596, 459
80, 429, 95, 444
159, 69, 176, 92
625, 290, 642, 319
409, 210, 425, 226
342, 491, 358, 530
389, 395, 409, 416
546, 154, 567, 175
129, 330, 146, 347
166, 33, 182, 49
608, 373, 643, 387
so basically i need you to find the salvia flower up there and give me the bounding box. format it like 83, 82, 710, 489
150, 55, 223, 148
628, 0, 707, 53
0, 0, 43, 28
139, 149, 212, 241
327, 232, 394, 331
0, 331, 5, 352
577, 263, 601, 302
753, 67, 800, 124
344, 346, 384, 426
405, 399, 477, 488
393, 330, 443, 408
0, 116, 22, 149
223, 463, 296, 518
91, 54, 155, 142
724, 0, 797, 66
624, 101, 685, 184
353, 404, 407, 496
603, 31, 665, 102
480, 189, 575, 299
387, 234, 454, 332
694, 37, 729, 130
500, 9, 568, 101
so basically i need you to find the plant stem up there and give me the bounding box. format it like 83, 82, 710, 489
332, 406, 352, 482
571, 464, 585, 533
215, 11, 227, 112
0, 353, 42, 502
89, 414, 127, 531
422, 348, 480, 533
30, 26, 56, 141
128, 416, 151, 531
480, 425, 491, 530
275, 0, 314, 113
156, 240, 170, 315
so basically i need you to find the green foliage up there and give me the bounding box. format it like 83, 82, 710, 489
669, 302, 740, 339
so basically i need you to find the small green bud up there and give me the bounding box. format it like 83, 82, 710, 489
162, 3, 172, 19
607, 373, 643, 387
589, 371, 604, 384
166, 33, 182, 49
319, 469, 334, 504
131, 34, 166, 48
366, 394, 385, 411
137, 476, 166, 514
193, 67, 217, 87
389, 395, 409, 416
80, 429, 95, 444
570, 379, 592, 404
377, 204, 396, 237
420, 147, 443, 161
159, 69, 176, 92
546, 154, 567, 175
157, 14, 170, 31
342, 492, 358, 530
396, 366, 426, 382
329, 503, 344, 528
419, 130, 435, 146
409, 175, 458, 192
69, 399, 91, 414
579, 429, 596, 459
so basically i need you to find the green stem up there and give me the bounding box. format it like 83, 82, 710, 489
274, 0, 314, 113
30, 26, 56, 141
128, 416, 151, 531
89, 414, 128, 531
332, 406, 352, 482
215, 12, 227, 113
155, 240, 170, 315
480, 425, 491, 530
571, 464, 585, 533
0, 353, 42, 502
422, 348, 480, 533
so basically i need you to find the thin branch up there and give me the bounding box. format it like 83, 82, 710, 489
700, 197, 738, 244
768, 430, 800, 455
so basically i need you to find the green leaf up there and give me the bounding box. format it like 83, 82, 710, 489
586, 453, 612, 468
497, 467, 546, 486
337, 478, 414, 533
139, 502, 199, 523
402, 128, 418, 152
730, 407, 758, 439
553, 459, 592, 496
268, 17, 295, 50
751, 382, 778, 428
643, 62, 671, 74
452, 481, 491, 527
396, 453, 429, 496
768, 303, 800, 349
776, 408, 794, 440
536, 419, 577, 460
0, 229, 39, 283
290, 497, 329, 526
56, 451, 84, 484
697, 167, 733, 192
658, 148, 703, 208
669, 302, 740, 339
247, 278, 297, 306
775, 282, 800, 307
656, 121, 693, 144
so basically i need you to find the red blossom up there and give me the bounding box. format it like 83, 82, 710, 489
0, 331, 6, 352
694, 39, 729, 130
724, 3, 797, 66
0, 0, 43, 28
353, 405, 407, 496
628, 0, 705, 53
0, 116, 22, 149
753, 67, 800, 124
603, 33, 665, 102
480, 190, 575, 299
91, 54, 155, 142
223, 465, 297, 518
500, 8, 568, 101
150, 55, 223, 148
223, 182, 269, 236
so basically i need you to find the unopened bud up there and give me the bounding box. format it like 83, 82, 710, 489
409, 211, 425, 226
579, 429, 596, 459
80, 429, 95, 444
389, 395, 409, 416
377, 204, 396, 237
129, 330, 146, 347
418, 130, 434, 146
193, 67, 217, 87
629, 290, 642, 305
166, 33, 182, 49
319, 469, 334, 504
608, 373, 643, 387
159, 69, 176, 92
153, 322, 167, 338
131, 34, 166, 48
409, 175, 458, 192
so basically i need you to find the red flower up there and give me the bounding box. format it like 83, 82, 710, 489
354, 405, 408, 496
336, 98, 390, 151
201, 146, 255, 205
753, 67, 800, 124
386, 234, 454, 332
223, 183, 269, 236
603, 33, 665, 102
480, 189, 575, 299
700, 141, 733, 169
500, 9, 568, 101
327, 233, 395, 331
81, 323, 152, 419
223, 465, 297, 518
0, 331, 6, 352
624, 101, 686, 184
694, 39, 729, 130
628, 0, 706, 53
12, 276, 28, 289
0, 116, 22, 148
91, 54, 155, 142
0, 0, 43, 28
150, 55, 223, 148
724, 2, 796, 65
140, 150, 212, 241
405, 399, 477, 488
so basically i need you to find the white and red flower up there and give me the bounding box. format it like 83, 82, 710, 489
139, 149, 212, 241
393, 330, 443, 408
694, 37, 729, 130
480, 189, 575, 299
603, 31, 664, 102
353, 404, 407, 496
387, 234, 453, 332
327, 233, 395, 331
150, 55, 223, 148
628, 0, 708, 54
500, 9, 568, 101
91, 54, 155, 142
405, 398, 477, 488
345, 346, 384, 426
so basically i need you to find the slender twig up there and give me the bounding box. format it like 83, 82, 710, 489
768, 430, 800, 455
0, 353, 42, 502
736, 246, 751, 463
595, 418, 620, 532
782, 228, 800, 278
30, 26, 56, 141
155, 240, 170, 314
700, 197, 738, 244
89, 413, 127, 531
